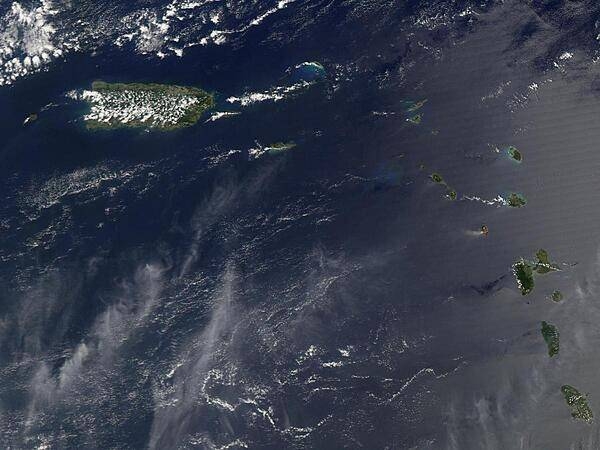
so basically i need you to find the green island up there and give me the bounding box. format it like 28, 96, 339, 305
431, 173, 444, 183
80, 81, 215, 130
541, 321, 559, 357
400, 99, 427, 125
506, 192, 527, 208
534, 249, 560, 274
265, 141, 297, 155
551, 290, 564, 302
429, 172, 457, 201
401, 99, 427, 112
406, 114, 422, 125
408, 99, 427, 112
512, 249, 560, 295
507, 146, 522, 163
513, 260, 535, 295
561, 385, 594, 423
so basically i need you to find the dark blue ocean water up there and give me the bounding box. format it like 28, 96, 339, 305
3, 0, 600, 448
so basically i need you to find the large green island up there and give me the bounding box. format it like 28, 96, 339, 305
541, 321, 559, 357
512, 249, 560, 295
562, 385, 594, 423
80, 81, 215, 130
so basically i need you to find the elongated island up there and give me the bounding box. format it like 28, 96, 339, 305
562, 385, 594, 423
78, 81, 215, 130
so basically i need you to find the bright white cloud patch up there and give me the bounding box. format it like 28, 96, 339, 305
0, 0, 301, 87
0, 1, 70, 86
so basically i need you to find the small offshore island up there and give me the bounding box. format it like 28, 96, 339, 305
506, 192, 527, 208
507, 146, 522, 163
248, 141, 297, 159
551, 290, 564, 302
265, 141, 297, 155
77, 81, 215, 130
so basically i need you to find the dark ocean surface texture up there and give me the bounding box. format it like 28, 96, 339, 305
2, 0, 600, 448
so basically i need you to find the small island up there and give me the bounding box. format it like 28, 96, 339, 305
551, 290, 563, 302
562, 385, 593, 423
265, 141, 297, 155
429, 172, 457, 201
534, 249, 560, 274
248, 141, 297, 159
506, 192, 527, 208
406, 114, 422, 125
430, 173, 444, 183
292, 61, 326, 82
78, 81, 215, 130
507, 146, 522, 163
401, 99, 427, 113
541, 321, 559, 357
